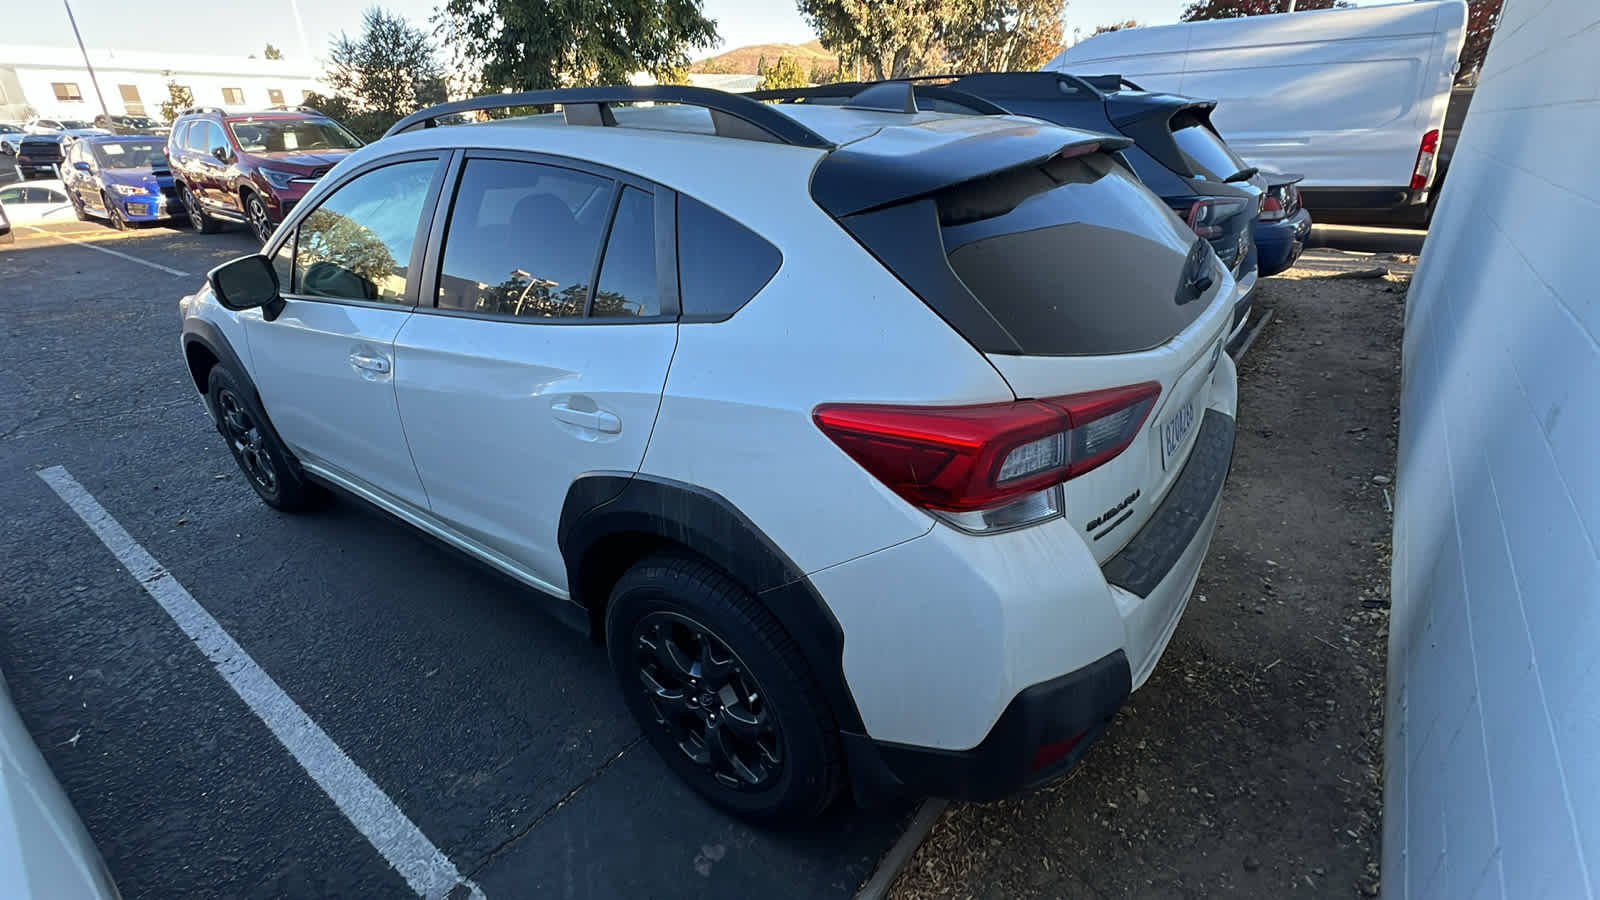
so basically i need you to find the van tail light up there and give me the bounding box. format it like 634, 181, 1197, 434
1410, 129, 1440, 190
814, 384, 1161, 533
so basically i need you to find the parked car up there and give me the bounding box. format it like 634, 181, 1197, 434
0, 180, 77, 224
181, 83, 1239, 821
24, 118, 94, 134
754, 73, 1281, 350
0, 124, 23, 155
62, 135, 180, 228
14, 133, 69, 180
0, 668, 123, 899
93, 113, 164, 135
1046, 0, 1468, 227
165, 106, 364, 244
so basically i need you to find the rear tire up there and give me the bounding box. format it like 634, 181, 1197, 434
182, 184, 220, 234
606, 553, 842, 823
204, 364, 327, 513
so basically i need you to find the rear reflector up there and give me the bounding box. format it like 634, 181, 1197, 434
1031, 730, 1088, 771
814, 383, 1161, 515
1410, 129, 1440, 191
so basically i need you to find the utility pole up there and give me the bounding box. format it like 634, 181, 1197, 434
62, 0, 112, 122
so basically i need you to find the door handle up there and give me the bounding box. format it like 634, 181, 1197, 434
348, 353, 391, 374
551, 401, 621, 434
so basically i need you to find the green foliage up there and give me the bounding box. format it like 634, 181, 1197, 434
326, 6, 445, 131
159, 81, 194, 124
758, 55, 809, 89
808, 61, 840, 84
943, 0, 1065, 73
263, 43, 284, 59
757, 54, 769, 75
1180, 0, 1350, 21
797, 0, 1063, 79
434, 0, 719, 92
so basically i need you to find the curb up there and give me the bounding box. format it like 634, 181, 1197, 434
854, 798, 949, 900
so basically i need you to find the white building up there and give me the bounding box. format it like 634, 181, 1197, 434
0, 45, 323, 122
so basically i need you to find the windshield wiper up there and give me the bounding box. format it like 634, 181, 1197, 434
1224, 167, 1259, 183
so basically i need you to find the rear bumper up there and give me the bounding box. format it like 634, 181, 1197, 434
1255, 207, 1313, 277
835, 409, 1237, 803
1224, 247, 1260, 355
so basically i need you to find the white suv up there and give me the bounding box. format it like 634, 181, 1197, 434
179, 84, 1238, 822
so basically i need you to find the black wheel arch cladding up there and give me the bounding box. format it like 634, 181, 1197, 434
559, 474, 868, 736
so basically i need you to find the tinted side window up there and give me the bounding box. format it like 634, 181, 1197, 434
436, 158, 613, 319
593, 186, 658, 318
181, 122, 204, 152
676, 196, 780, 320
206, 122, 229, 154
271, 231, 295, 290
293, 159, 437, 303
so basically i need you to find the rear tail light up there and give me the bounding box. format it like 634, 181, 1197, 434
1410, 129, 1440, 190
1178, 196, 1251, 241
814, 383, 1161, 534
1258, 193, 1286, 222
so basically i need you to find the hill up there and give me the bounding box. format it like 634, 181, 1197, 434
690, 39, 838, 75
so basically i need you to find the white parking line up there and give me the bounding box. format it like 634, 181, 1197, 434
37, 466, 483, 900
19, 224, 191, 277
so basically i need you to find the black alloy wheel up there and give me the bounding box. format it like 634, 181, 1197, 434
216, 385, 278, 497
632, 611, 783, 791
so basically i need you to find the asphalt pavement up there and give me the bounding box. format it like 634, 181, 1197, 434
0, 220, 911, 899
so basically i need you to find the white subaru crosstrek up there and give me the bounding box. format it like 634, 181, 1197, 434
179, 84, 1238, 822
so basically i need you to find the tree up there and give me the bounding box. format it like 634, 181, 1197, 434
944, 0, 1065, 73
796, 0, 952, 80
1180, 0, 1350, 20
759, 55, 809, 89
159, 81, 194, 123
757, 54, 769, 75
1092, 19, 1142, 34
263, 43, 284, 60
1457, 0, 1503, 79
435, 0, 719, 91
327, 7, 445, 123
808, 61, 840, 84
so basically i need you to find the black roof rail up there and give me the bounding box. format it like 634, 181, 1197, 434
383, 85, 835, 148
745, 80, 1011, 116
180, 106, 226, 116
266, 104, 324, 114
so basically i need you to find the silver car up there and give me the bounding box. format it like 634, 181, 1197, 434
0, 669, 121, 899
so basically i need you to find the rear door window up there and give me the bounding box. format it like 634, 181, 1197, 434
435, 158, 614, 319
593, 186, 659, 318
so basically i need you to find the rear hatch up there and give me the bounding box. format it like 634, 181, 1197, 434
813, 112, 1235, 559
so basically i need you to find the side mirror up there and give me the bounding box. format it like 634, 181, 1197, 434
73, 161, 91, 172
211, 146, 231, 163
208, 254, 284, 319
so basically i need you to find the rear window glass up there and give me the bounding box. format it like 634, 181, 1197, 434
677, 196, 781, 320
938, 152, 1213, 356
1170, 117, 1248, 181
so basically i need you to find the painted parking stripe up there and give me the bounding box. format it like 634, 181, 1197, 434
19, 224, 191, 277
37, 466, 483, 900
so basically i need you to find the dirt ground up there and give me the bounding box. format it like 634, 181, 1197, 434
890, 250, 1413, 900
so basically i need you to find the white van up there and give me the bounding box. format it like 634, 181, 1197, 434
1045, 0, 1467, 226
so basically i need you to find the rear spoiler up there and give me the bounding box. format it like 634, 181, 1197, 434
812, 125, 1133, 218
1259, 171, 1305, 188
1102, 94, 1225, 180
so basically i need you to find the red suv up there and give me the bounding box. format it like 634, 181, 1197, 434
164, 106, 363, 244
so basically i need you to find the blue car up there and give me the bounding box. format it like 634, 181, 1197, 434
60, 134, 181, 228
1253, 173, 1313, 277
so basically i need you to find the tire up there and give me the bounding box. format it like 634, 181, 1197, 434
70, 191, 88, 221
102, 192, 126, 230
182, 184, 220, 234
204, 364, 328, 512
606, 552, 842, 823
244, 192, 274, 245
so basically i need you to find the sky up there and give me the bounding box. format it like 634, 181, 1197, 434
15, 0, 1382, 65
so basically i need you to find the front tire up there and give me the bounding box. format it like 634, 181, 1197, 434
244, 193, 274, 245
204, 365, 327, 513
182, 184, 220, 234
606, 553, 842, 822
70, 191, 88, 221
102, 192, 126, 230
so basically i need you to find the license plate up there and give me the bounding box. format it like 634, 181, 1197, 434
1158, 397, 1198, 471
